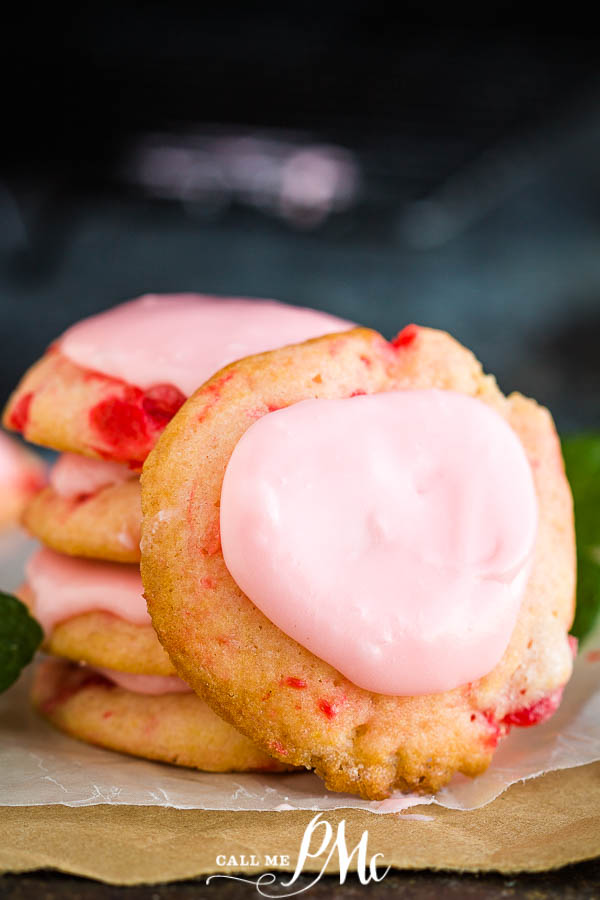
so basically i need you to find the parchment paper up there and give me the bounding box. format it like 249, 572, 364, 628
1, 530, 599, 814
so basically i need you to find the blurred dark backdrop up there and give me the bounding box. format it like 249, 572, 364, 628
2, 11, 600, 431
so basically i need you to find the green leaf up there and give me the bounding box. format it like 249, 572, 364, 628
0, 591, 43, 693
562, 434, 600, 643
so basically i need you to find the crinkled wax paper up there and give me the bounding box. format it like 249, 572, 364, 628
2, 530, 600, 813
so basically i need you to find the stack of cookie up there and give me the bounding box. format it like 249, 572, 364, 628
4, 293, 352, 773
4, 293, 577, 800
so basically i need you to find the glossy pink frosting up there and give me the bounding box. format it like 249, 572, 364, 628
220, 390, 538, 696
49, 453, 135, 498
25, 548, 149, 633
59, 294, 353, 395
93, 666, 192, 695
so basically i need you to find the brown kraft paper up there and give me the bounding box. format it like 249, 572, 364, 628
1, 761, 599, 886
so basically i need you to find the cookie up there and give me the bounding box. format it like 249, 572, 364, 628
21, 549, 176, 676
3, 294, 353, 465
3, 349, 186, 467
32, 657, 292, 773
141, 325, 575, 800
23, 476, 141, 563
0, 430, 46, 529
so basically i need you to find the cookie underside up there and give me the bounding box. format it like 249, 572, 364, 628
32, 657, 293, 773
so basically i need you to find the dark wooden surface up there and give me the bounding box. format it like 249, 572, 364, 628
2, 860, 600, 899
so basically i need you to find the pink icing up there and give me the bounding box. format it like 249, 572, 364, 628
25, 547, 149, 633
49, 453, 135, 498
220, 390, 538, 696
92, 666, 192, 695
59, 294, 354, 395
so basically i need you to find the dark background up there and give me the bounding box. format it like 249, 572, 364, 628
2, 11, 600, 432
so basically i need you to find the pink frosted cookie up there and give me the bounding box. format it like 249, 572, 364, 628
0, 430, 46, 529
141, 326, 576, 800
23, 454, 141, 563
3, 294, 353, 466
32, 657, 293, 773
21, 547, 176, 676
